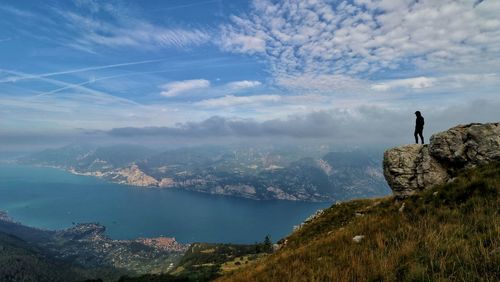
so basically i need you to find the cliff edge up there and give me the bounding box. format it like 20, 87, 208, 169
384, 122, 500, 197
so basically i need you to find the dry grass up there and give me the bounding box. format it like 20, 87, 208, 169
217, 163, 500, 282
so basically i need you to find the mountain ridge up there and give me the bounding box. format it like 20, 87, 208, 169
19, 146, 390, 202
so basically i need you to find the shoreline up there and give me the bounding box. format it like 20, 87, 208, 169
0, 209, 189, 250
9, 162, 334, 203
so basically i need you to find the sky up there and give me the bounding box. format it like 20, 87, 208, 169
1, 0, 499, 151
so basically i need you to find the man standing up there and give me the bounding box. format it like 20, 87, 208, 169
414, 111, 424, 144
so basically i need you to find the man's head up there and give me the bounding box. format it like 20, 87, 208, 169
415, 111, 421, 117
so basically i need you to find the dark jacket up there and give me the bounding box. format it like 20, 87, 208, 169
416, 116, 424, 130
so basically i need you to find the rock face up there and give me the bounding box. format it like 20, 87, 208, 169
117, 164, 159, 187
429, 123, 500, 170
383, 145, 448, 197
384, 123, 500, 197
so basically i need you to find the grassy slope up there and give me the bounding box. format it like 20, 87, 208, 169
118, 242, 271, 281
218, 163, 500, 282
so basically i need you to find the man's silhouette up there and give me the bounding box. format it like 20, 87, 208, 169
414, 111, 424, 144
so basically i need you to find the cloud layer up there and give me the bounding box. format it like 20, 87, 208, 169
1, 1, 212, 53
107, 98, 500, 143
195, 94, 281, 107
220, 0, 500, 91
2, 98, 499, 151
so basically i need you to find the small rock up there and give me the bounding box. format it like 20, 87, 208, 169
352, 235, 365, 243
433, 191, 439, 196
398, 203, 406, 212
355, 212, 364, 217
272, 243, 280, 252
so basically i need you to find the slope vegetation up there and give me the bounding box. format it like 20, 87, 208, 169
217, 163, 500, 281
0, 231, 92, 281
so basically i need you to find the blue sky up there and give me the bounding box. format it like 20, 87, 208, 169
1, 0, 499, 148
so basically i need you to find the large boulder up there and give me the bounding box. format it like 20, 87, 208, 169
383, 145, 448, 197
384, 123, 500, 198
430, 123, 500, 170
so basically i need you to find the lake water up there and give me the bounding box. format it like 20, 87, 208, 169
0, 164, 330, 244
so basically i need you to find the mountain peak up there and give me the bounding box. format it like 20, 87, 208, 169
383, 122, 500, 198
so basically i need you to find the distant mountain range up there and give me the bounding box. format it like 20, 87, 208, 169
19, 144, 390, 202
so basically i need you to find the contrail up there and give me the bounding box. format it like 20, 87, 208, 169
0, 68, 142, 106
35, 59, 257, 97
0, 58, 165, 83
36, 69, 179, 97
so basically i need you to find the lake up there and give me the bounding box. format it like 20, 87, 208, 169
0, 164, 330, 244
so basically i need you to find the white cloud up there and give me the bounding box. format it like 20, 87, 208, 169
276, 74, 366, 92
225, 80, 262, 90
219, 32, 266, 54
371, 77, 435, 91
220, 0, 500, 92
82, 24, 210, 49
371, 73, 498, 91
160, 79, 211, 97
54, 4, 210, 51
159, 79, 262, 97
196, 94, 281, 107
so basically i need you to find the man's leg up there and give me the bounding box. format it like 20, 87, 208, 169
419, 132, 424, 144
414, 130, 419, 144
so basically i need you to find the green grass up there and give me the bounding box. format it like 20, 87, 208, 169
118, 242, 271, 281
217, 162, 500, 282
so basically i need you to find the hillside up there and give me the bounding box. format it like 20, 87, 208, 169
118, 242, 272, 282
216, 162, 500, 281
0, 231, 112, 282
0, 214, 187, 281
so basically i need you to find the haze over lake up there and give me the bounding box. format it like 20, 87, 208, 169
0, 164, 329, 244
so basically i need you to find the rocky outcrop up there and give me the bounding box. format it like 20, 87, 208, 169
429, 123, 500, 170
117, 165, 159, 187
383, 145, 448, 197
384, 123, 500, 197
